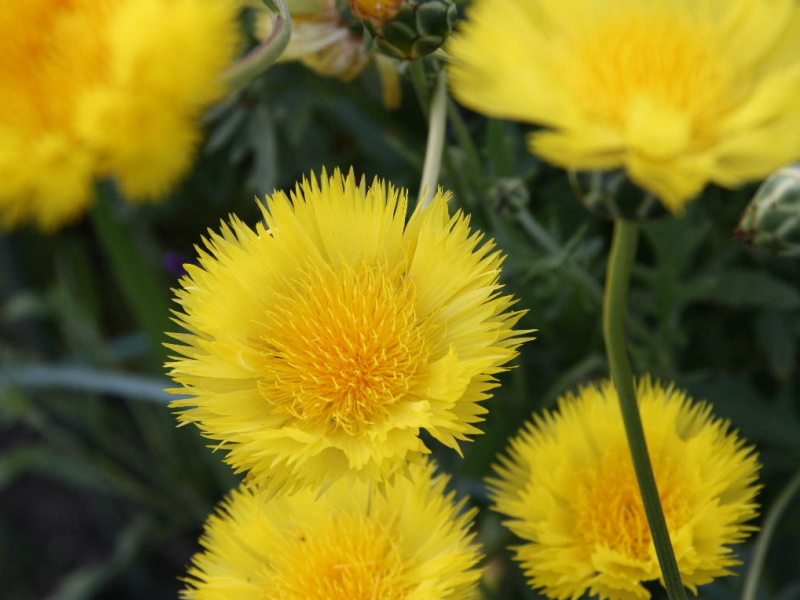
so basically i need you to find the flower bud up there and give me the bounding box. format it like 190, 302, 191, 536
361, 0, 457, 60
736, 163, 800, 257
348, 0, 403, 25
488, 178, 529, 216
569, 170, 668, 222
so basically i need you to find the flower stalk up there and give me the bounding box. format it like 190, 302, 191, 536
742, 469, 800, 600
603, 219, 688, 600
224, 0, 293, 91
417, 68, 448, 210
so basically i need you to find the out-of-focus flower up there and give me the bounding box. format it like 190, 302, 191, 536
448, 0, 800, 213
182, 461, 483, 600
250, 0, 402, 107
0, 0, 241, 230
168, 169, 528, 496
489, 377, 760, 600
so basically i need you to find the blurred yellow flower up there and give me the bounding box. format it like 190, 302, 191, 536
168, 169, 528, 495
489, 378, 760, 600
0, 0, 240, 230
448, 0, 800, 213
251, 0, 402, 107
182, 461, 482, 600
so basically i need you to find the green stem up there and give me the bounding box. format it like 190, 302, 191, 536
603, 219, 688, 600
409, 60, 481, 219
742, 469, 800, 600
446, 99, 485, 193
90, 183, 172, 368
417, 69, 448, 210
223, 0, 293, 91
442, 144, 480, 215
409, 61, 431, 115
485, 118, 515, 178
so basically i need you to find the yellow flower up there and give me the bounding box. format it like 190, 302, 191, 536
0, 0, 240, 230
168, 169, 528, 495
182, 460, 483, 600
489, 378, 760, 600
250, 0, 402, 108
447, 0, 800, 213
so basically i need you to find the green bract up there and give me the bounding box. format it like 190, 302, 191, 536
365, 0, 456, 60
738, 164, 800, 258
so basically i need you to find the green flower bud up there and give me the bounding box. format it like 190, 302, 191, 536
488, 178, 529, 216
363, 0, 456, 61
569, 170, 668, 222
736, 163, 800, 257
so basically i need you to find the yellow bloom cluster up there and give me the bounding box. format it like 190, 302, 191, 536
169, 169, 519, 596
0, 0, 240, 230
183, 461, 482, 600
448, 0, 800, 213
489, 378, 760, 600
168, 169, 528, 496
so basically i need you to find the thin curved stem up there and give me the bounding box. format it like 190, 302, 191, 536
742, 469, 800, 600
224, 0, 293, 91
418, 69, 448, 210
603, 219, 688, 600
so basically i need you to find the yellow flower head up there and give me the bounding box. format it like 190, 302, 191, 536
447, 0, 800, 213
489, 378, 760, 600
0, 0, 240, 230
168, 169, 528, 495
182, 460, 483, 600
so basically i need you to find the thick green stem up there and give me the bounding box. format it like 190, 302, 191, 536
603, 219, 688, 600
223, 0, 292, 91
742, 469, 800, 600
417, 69, 448, 210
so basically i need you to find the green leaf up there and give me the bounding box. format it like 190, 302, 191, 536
205, 105, 247, 154
692, 269, 800, 310
643, 215, 711, 276
0, 443, 51, 489
248, 103, 278, 194
45, 517, 152, 600
756, 311, 797, 381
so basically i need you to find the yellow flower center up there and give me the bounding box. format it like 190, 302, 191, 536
256, 261, 428, 434
559, 7, 733, 155
267, 515, 408, 600
574, 443, 690, 561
